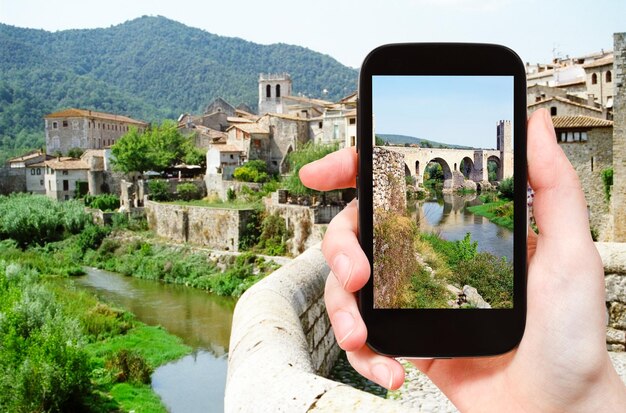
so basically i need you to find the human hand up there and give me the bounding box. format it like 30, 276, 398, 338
299, 109, 626, 412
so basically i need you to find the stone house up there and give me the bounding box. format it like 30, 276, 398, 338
226, 122, 271, 164
257, 113, 310, 173
205, 97, 237, 117
44, 108, 147, 156
583, 55, 615, 110
206, 144, 244, 179
2, 150, 54, 194
552, 115, 614, 240
44, 157, 90, 201
528, 95, 605, 118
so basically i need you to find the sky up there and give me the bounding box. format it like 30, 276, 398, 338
1, 0, 624, 69
373, 76, 513, 148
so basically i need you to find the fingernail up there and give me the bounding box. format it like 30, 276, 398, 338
332, 253, 353, 288
333, 310, 355, 345
371, 363, 393, 389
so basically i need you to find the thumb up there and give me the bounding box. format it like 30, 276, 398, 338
527, 109, 591, 241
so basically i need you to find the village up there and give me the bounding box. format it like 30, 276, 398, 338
1, 32, 626, 412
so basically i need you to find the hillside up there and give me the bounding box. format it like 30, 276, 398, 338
0, 16, 358, 163
377, 134, 473, 149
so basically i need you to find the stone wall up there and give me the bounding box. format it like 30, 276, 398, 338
0, 167, 26, 195
559, 127, 614, 240
204, 173, 262, 201
373, 146, 407, 213
226, 244, 411, 412
598, 243, 626, 351
144, 200, 254, 252
613, 32, 626, 241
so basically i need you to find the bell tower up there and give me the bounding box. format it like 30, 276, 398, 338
258, 73, 292, 114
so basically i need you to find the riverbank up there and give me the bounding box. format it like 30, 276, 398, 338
466, 200, 514, 230
0, 241, 191, 412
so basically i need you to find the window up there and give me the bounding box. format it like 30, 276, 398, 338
63, 180, 69, 191
581, 132, 588, 142
230, 154, 234, 159
606, 71, 612, 83
31, 169, 36, 175
591, 73, 598, 84
559, 132, 566, 142
64, 195, 69, 201
48, 180, 51, 190
36, 168, 41, 175
550, 107, 557, 116
62, 120, 68, 127
318, 121, 323, 129
276, 84, 281, 98
52, 121, 58, 129
350, 136, 356, 146
62, 170, 69, 176
349, 118, 356, 125
591, 157, 594, 172
40, 179, 44, 186
266, 85, 271, 98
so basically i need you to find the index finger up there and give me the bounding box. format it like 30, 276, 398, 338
299, 146, 357, 191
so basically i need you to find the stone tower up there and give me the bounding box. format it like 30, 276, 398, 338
258, 73, 292, 114
497, 120, 514, 180
612, 32, 626, 241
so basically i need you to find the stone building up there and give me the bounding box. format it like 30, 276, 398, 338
583, 55, 615, 108
528, 95, 605, 118
44, 108, 147, 156
4, 150, 54, 194
613, 33, 626, 242
258, 73, 292, 114
225, 122, 271, 165
552, 115, 614, 240
205, 97, 237, 117
206, 144, 244, 179
257, 113, 310, 173
44, 157, 90, 201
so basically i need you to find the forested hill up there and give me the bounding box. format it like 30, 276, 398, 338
0, 15, 358, 162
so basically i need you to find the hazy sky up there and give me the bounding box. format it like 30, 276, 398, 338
373, 76, 513, 148
1, 0, 624, 68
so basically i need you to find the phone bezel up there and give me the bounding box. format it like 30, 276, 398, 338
357, 43, 527, 357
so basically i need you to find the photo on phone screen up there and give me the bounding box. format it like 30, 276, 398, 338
372, 75, 514, 310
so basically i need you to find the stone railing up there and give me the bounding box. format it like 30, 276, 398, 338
226, 242, 626, 412
598, 243, 626, 351
225, 243, 410, 412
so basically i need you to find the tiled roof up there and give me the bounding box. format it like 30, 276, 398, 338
227, 116, 254, 123
45, 157, 90, 170
45, 108, 147, 125
7, 150, 46, 163
583, 55, 614, 69
213, 144, 243, 152
551, 115, 613, 129
282, 95, 333, 106
527, 96, 602, 112
229, 123, 270, 134
556, 78, 585, 87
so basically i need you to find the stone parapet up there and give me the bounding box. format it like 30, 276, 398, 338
225, 243, 410, 412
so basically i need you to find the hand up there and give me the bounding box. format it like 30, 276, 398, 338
299, 109, 626, 412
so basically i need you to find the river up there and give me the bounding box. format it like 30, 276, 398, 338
75, 267, 236, 413
410, 191, 513, 261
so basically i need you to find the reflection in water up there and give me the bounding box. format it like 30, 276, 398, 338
410, 192, 513, 261
75, 267, 236, 413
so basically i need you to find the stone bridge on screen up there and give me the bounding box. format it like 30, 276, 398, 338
383, 145, 509, 185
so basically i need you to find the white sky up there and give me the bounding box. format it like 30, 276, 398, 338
1, 0, 624, 68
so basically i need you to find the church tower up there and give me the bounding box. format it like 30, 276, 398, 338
258, 73, 292, 114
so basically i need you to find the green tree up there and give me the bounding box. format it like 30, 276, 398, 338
233, 160, 270, 183
111, 127, 150, 173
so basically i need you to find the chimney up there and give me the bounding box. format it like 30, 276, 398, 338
587, 94, 595, 106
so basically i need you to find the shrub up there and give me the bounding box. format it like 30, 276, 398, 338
147, 179, 170, 202
233, 160, 270, 183
226, 187, 237, 201
602, 168, 613, 201
84, 194, 120, 211
498, 176, 514, 200
76, 224, 111, 253
106, 349, 152, 384
176, 182, 201, 201
452, 252, 514, 308
256, 212, 289, 256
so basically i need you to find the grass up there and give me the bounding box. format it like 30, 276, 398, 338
467, 200, 513, 230
164, 199, 260, 210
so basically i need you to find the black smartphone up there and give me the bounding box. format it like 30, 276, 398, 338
357, 43, 527, 357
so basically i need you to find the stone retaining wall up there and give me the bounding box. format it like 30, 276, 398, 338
226, 243, 411, 412
144, 200, 255, 252
373, 147, 406, 213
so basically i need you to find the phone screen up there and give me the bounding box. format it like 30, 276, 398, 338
372, 75, 514, 310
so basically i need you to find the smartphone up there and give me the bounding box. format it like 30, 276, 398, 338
357, 43, 527, 357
